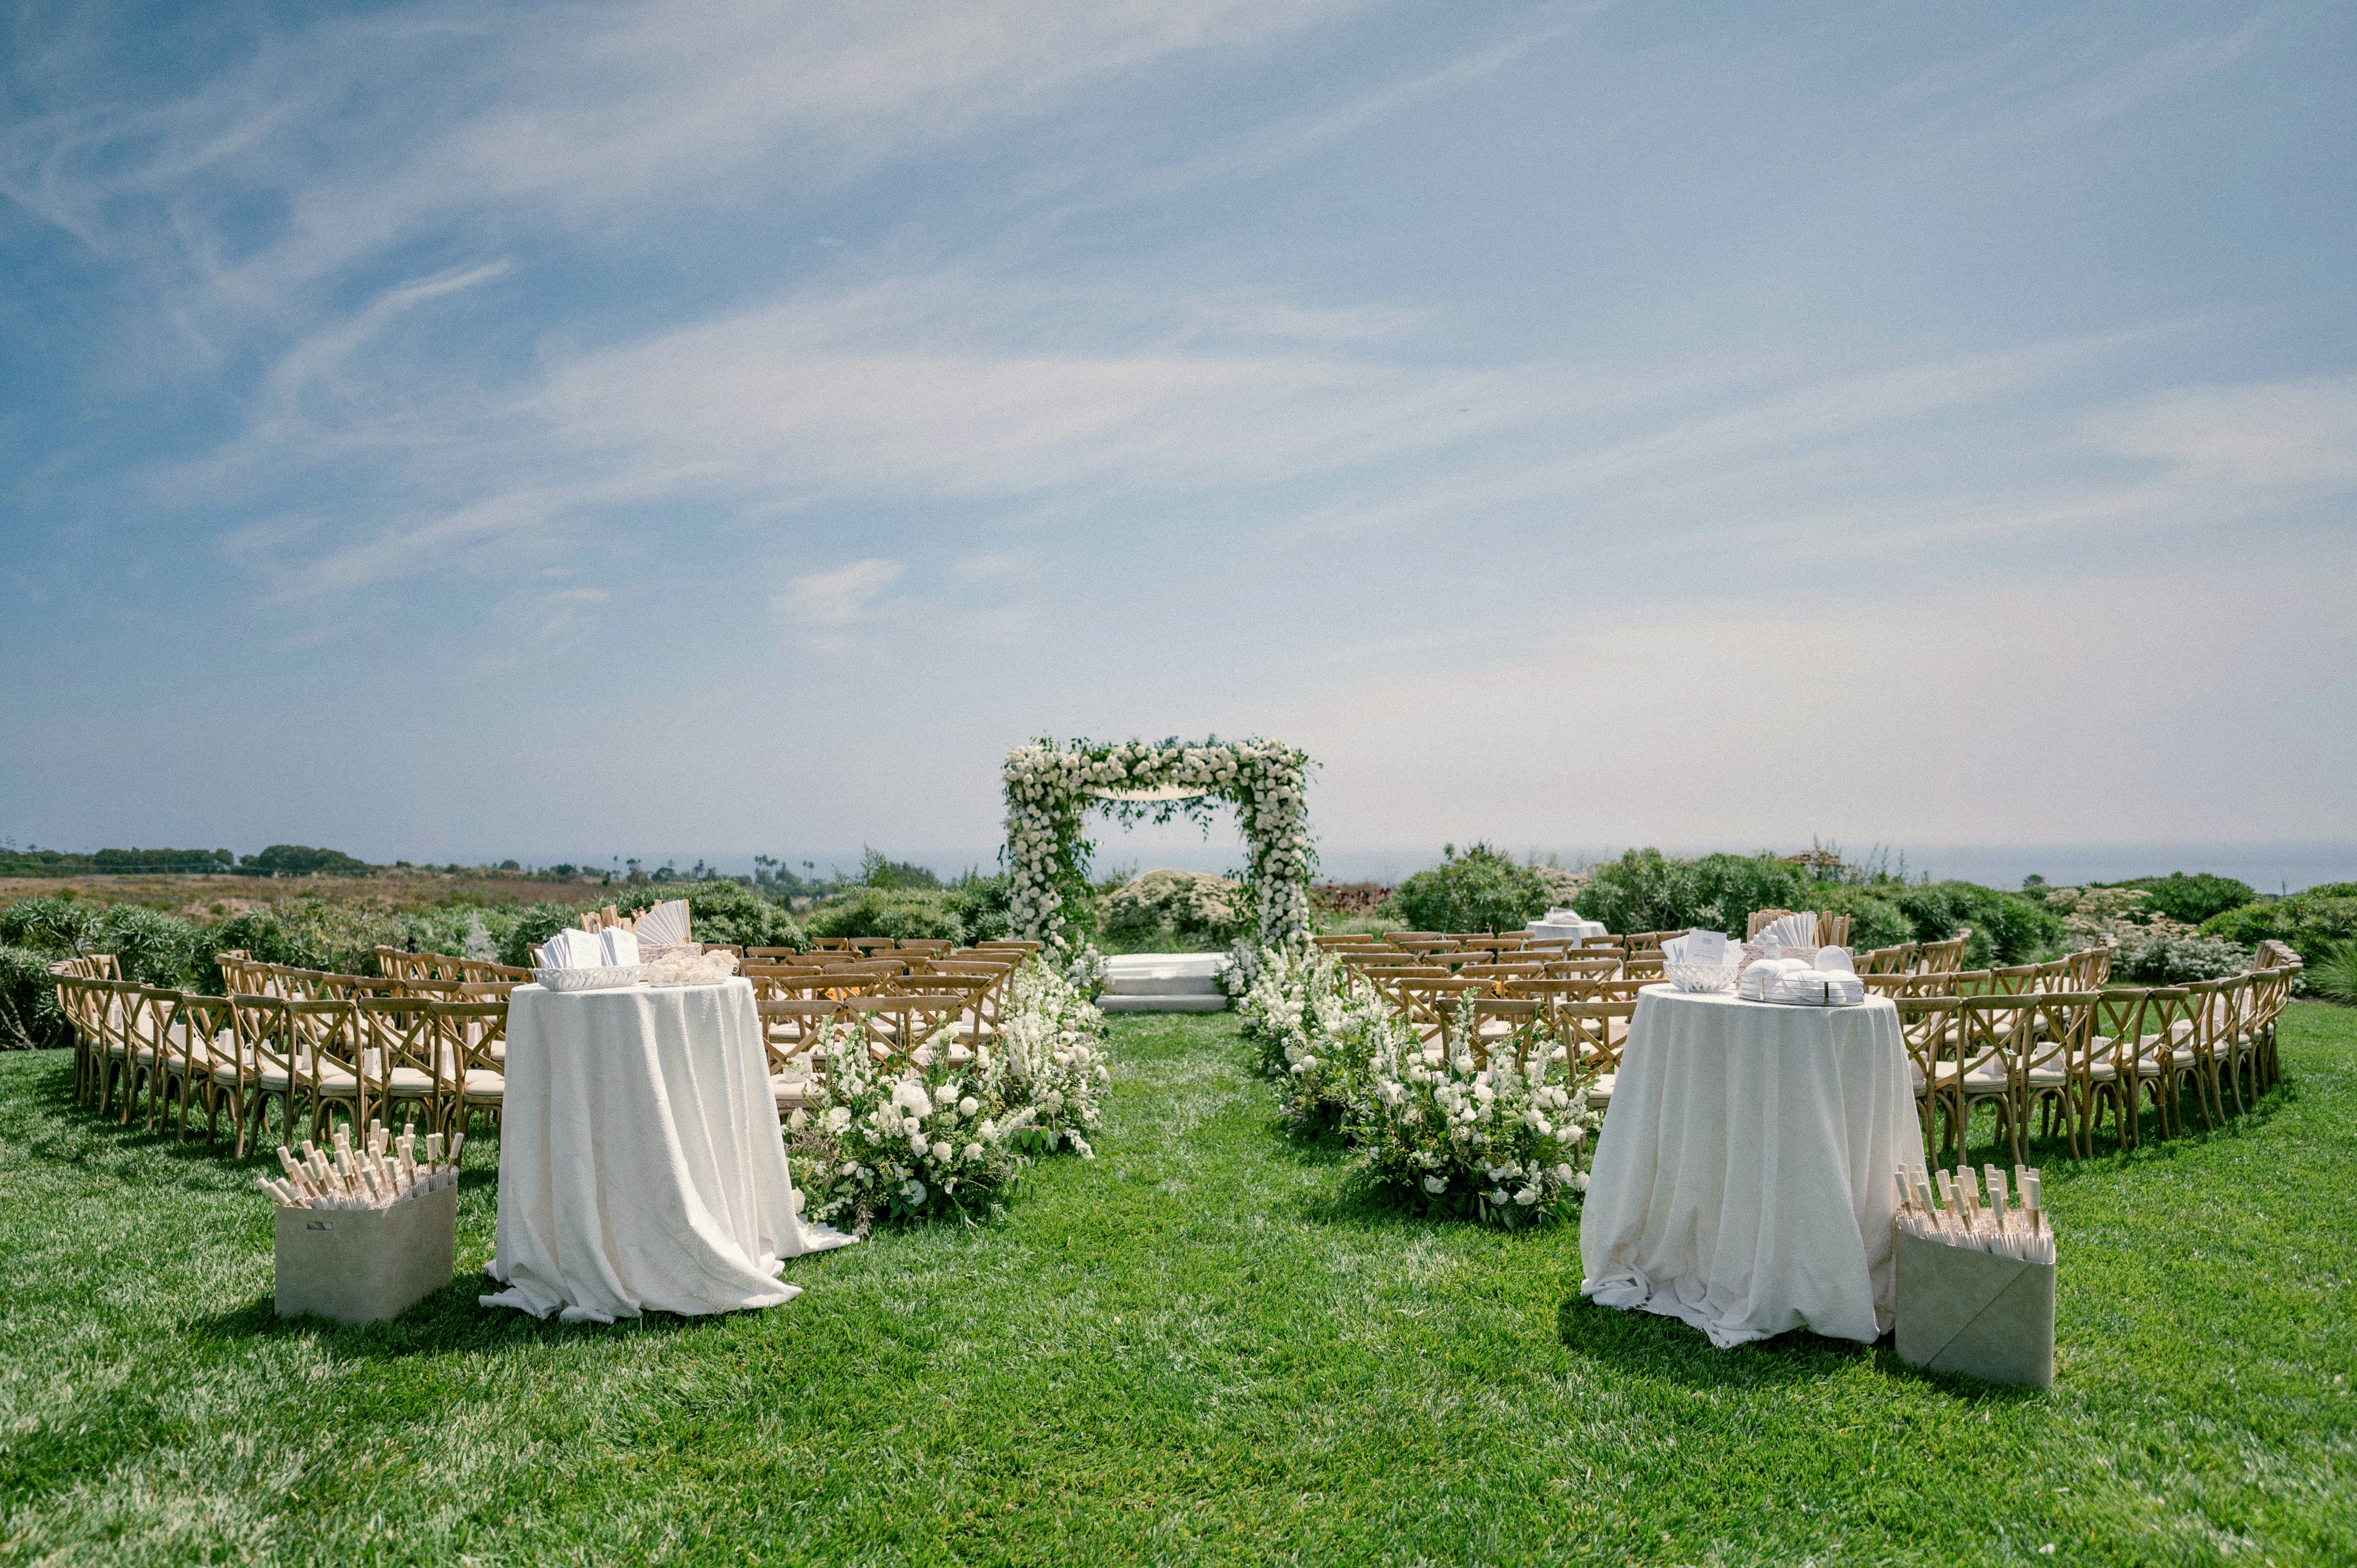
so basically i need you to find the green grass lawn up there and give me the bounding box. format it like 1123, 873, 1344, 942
3, 1006, 2353, 1566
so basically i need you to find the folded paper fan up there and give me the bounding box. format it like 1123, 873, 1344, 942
1762, 912, 1816, 952
631, 899, 693, 959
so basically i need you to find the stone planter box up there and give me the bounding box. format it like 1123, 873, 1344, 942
274, 1182, 458, 1325
1893, 1227, 2056, 1388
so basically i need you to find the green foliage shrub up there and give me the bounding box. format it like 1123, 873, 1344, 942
2308, 942, 2357, 1005
804, 889, 962, 943
1573, 850, 1807, 938
1382, 844, 1557, 934
1571, 851, 2058, 966
940, 871, 1013, 945
1099, 869, 1246, 951
0, 945, 71, 1050
2201, 895, 2357, 970
2115, 873, 2258, 926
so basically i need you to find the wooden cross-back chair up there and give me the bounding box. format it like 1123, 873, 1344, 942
1864, 970, 1961, 1000
1857, 943, 1918, 975
112, 985, 175, 1127
354, 996, 445, 1137
2095, 987, 2187, 1150
51, 972, 105, 1105
1946, 991, 2105, 1166
1896, 996, 1961, 1160
159, 991, 235, 1142
224, 993, 300, 1156
756, 998, 845, 1112
1622, 951, 1667, 979
1915, 933, 1970, 973
284, 997, 369, 1144
428, 1000, 507, 1149
838, 994, 966, 1070
2243, 964, 2295, 1093
1436, 997, 1548, 1070
1388, 975, 1486, 1043
85, 978, 147, 1119
1558, 1001, 1639, 1115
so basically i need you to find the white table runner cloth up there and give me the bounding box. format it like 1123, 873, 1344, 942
484, 978, 853, 1323
1579, 987, 1916, 1347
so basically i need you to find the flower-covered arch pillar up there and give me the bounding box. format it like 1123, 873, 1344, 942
1002, 737, 1316, 954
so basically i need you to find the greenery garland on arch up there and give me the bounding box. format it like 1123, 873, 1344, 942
1002, 736, 1316, 954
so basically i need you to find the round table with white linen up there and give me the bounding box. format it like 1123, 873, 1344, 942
1578, 985, 1917, 1348
1528, 918, 1610, 943
483, 977, 854, 1324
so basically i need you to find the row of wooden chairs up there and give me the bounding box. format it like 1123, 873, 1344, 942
52, 965, 507, 1157
1898, 961, 2300, 1165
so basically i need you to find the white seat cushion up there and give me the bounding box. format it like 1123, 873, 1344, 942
771, 1075, 816, 1108
460, 1068, 504, 1102
1586, 1072, 1616, 1107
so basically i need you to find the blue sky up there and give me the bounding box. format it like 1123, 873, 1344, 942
3, 0, 2352, 883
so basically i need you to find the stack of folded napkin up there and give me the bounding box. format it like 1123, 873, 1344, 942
538, 928, 638, 969
1739, 946, 1865, 1006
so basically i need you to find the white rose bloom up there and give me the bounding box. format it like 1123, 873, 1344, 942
931, 1140, 952, 1162
827, 1107, 853, 1133
1485, 1187, 1508, 1204
1514, 1186, 1540, 1206
1573, 1172, 1590, 1192
962, 1142, 982, 1162
1553, 1163, 1576, 1185
903, 1179, 927, 1203
959, 1096, 979, 1118
933, 1083, 959, 1109
1422, 1175, 1446, 1194
909, 1132, 929, 1157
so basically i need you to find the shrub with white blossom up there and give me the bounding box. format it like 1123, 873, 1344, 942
994, 957, 1113, 1157
786, 1014, 1039, 1229
1233, 943, 1351, 1081
1345, 998, 1597, 1227
1002, 736, 1316, 954
786, 956, 1112, 1227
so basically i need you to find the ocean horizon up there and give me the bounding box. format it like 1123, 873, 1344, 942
463, 840, 2357, 898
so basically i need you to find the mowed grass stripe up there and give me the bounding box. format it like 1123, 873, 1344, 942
1, 1007, 2352, 1564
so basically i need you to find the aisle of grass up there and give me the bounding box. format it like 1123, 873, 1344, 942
2, 1006, 2353, 1565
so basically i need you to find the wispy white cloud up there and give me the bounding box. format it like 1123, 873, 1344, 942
774, 558, 903, 628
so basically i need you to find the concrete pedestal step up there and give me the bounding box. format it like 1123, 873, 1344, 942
1099, 953, 1230, 1012
1100, 993, 1228, 1013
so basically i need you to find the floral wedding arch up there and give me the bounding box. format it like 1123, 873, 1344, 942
1002, 736, 1316, 953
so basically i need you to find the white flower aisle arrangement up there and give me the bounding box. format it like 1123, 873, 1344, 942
1001, 736, 1316, 955
785, 957, 1112, 1229
1235, 952, 1598, 1225
1344, 997, 1595, 1229
996, 958, 1112, 1156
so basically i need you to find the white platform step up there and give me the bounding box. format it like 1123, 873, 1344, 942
1099, 954, 1229, 1011
1101, 993, 1228, 1013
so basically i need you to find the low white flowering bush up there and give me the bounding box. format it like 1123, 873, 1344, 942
1343, 998, 1597, 1228
2047, 885, 2255, 982
1234, 944, 1352, 1081
786, 1015, 1039, 1229
995, 958, 1112, 1157
1061, 941, 1110, 1001
1277, 986, 1410, 1134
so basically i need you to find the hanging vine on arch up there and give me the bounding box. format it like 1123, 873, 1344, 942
1000, 736, 1317, 954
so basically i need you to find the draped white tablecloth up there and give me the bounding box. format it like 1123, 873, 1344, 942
484, 978, 853, 1323
1528, 918, 1610, 942
1579, 986, 1916, 1347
